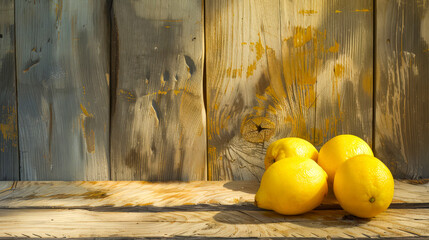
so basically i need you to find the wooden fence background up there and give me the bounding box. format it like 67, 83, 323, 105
0, 0, 428, 181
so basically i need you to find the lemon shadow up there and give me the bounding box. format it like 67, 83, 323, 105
223, 181, 259, 194
212, 209, 370, 228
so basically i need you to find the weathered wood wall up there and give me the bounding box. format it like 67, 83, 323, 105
206, 0, 373, 180
110, 0, 206, 181
15, 0, 110, 180
375, 0, 429, 179
0, 0, 427, 180
0, 0, 19, 180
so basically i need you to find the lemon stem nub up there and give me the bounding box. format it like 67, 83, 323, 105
369, 197, 375, 203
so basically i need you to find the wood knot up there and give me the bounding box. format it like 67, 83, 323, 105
240, 116, 275, 143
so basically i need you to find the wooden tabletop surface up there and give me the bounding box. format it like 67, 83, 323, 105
0, 180, 427, 239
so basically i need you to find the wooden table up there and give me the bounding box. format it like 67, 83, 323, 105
0, 180, 427, 239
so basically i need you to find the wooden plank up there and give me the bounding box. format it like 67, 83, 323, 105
15, 0, 110, 180
0, 0, 19, 180
0, 180, 426, 208
0, 208, 427, 238
110, 0, 206, 181
206, 0, 374, 181
312, 0, 374, 147
375, 0, 429, 178
205, 0, 282, 180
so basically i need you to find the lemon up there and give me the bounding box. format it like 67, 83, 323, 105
318, 134, 373, 183
334, 155, 394, 218
264, 137, 318, 169
255, 157, 328, 215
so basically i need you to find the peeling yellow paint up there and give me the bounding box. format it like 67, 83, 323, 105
255, 94, 267, 101
160, 73, 166, 87
0, 107, 18, 148
255, 35, 264, 61
105, 73, 110, 86
328, 41, 340, 53
246, 61, 257, 78
55, 2, 63, 20
0, 119, 16, 144
335, 10, 342, 13
285, 114, 308, 139
258, 26, 328, 141
82, 86, 86, 95
238, 34, 266, 78
362, 71, 373, 96
164, 26, 171, 29
334, 64, 344, 78
241, 42, 247, 45
226, 66, 243, 78
267, 105, 277, 114
304, 87, 316, 108
298, 10, 318, 16
119, 89, 136, 100
80, 104, 95, 154
55, 1, 63, 40
80, 104, 93, 117
220, 115, 231, 130
354, 9, 371, 12
333, 64, 345, 95
139, 87, 193, 97
313, 116, 343, 147
207, 146, 217, 178
293, 26, 312, 48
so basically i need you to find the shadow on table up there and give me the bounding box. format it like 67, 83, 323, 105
212, 209, 370, 228
223, 181, 259, 194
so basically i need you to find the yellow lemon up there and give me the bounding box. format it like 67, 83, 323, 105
334, 155, 394, 218
264, 137, 318, 169
255, 157, 328, 215
318, 134, 373, 183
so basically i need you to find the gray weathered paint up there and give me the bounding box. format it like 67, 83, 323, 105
0, 0, 19, 180
375, 0, 429, 179
15, 0, 110, 180
110, 0, 206, 180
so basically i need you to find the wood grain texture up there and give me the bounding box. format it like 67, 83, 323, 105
0, 180, 426, 238
206, 0, 374, 180
206, 0, 282, 180
312, 0, 373, 147
0, 208, 427, 238
15, 0, 110, 180
375, 0, 429, 179
0, 0, 19, 180
0, 180, 426, 208
110, 0, 206, 181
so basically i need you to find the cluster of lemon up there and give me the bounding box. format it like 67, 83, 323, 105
255, 135, 394, 218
